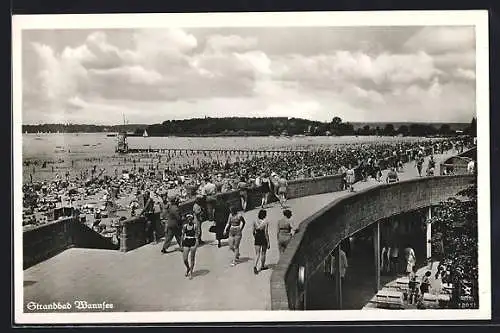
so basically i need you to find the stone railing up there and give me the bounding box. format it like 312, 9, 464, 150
119, 173, 345, 252
23, 217, 75, 269
270, 174, 476, 310
439, 147, 476, 176
23, 217, 119, 269
118, 146, 440, 252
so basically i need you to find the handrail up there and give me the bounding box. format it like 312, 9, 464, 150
270, 173, 475, 310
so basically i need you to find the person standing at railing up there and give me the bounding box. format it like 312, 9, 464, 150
238, 176, 249, 212
346, 165, 355, 192
277, 174, 288, 208
139, 190, 157, 244
386, 167, 399, 183
338, 164, 347, 190
193, 195, 205, 244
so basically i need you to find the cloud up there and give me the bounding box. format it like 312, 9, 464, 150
454, 68, 476, 80
31, 42, 89, 105
275, 50, 441, 93
89, 66, 163, 85
22, 27, 477, 124
404, 26, 475, 54
205, 34, 258, 52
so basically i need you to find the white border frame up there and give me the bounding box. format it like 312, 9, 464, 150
12, 10, 491, 324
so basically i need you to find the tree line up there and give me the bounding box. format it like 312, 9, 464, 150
23, 117, 476, 137
141, 116, 476, 137
22, 124, 147, 134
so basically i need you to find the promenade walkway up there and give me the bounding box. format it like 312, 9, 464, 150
23, 151, 455, 312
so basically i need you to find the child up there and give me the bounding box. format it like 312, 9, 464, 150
408, 266, 419, 305
420, 270, 432, 295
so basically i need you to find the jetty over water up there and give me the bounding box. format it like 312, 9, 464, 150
127, 148, 311, 154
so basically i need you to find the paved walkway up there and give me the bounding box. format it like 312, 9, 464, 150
363, 261, 442, 310
23, 151, 454, 312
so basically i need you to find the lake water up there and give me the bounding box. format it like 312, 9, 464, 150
22, 133, 428, 160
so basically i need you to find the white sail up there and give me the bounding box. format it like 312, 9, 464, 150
143, 129, 149, 137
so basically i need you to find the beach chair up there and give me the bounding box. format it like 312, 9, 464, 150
375, 289, 404, 309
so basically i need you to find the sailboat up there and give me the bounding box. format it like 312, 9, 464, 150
143, 129, 149, 137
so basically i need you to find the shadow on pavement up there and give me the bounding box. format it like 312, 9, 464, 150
192, 269, 210, 277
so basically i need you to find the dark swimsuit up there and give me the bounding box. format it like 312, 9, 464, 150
254, 220, 268, 247
182, 223, 196, 248
261, 180, 270, 194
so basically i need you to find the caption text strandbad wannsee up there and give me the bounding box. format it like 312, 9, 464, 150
26, 301, 114, 311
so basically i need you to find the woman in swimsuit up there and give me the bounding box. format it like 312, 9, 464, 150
253, 209, 270, 274
260, 174, 271, 208
346, 164, 355, 192
181, 214, 199, 279
237, 176, 248, 211
277, 209, 295, 257
224, 205, 246, 266
277, 175, 288, 208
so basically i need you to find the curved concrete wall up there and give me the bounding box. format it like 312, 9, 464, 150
119, 148, 435, 252
270, 174, 476, 310
23, 217, 119, 269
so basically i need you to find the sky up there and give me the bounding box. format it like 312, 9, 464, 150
21, 26, 477, 125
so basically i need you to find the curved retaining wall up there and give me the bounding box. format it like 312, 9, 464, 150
23, 217, 119, 269
270, 174, 476, 310
119, 149, 436, 252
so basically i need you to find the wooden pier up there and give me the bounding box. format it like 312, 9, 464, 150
126, 148, 311, 154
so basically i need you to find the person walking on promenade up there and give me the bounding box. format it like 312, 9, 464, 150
253, 209, 270, 274
277, 209, 295, 257
426, 155, 436, 176
346, 164, 356, 192
277, 174, 288, 208
271, 172, 280, 200
204, 177, 217, 222
224, 205, 246, 266
193, 195, 205, 244
214, 195, 230, 248
390, 244, 400, 275
386, 167, 399, 183
181, 214, 199, 279
161, 195, 183, 254
260, 173, 271, 208
416, 154, 424, 177
139, 190, 157, 244
237, 176, 249, 211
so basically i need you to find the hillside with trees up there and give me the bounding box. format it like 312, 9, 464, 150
23, 116, 475, 138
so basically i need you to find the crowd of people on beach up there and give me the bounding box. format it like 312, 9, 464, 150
22, 137, 472, 242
